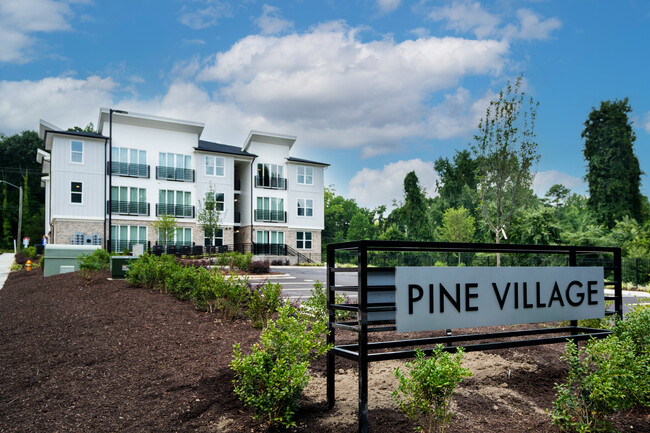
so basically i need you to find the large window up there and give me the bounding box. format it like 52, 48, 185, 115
255, 197, 285, 222
205, 191, 225, 211
111, 225, 147, 252
158, 189, 193, 217
71, 182, 82, 204
112, 147, 147, 177
205, 155, 225, 177
256, 163, 285, 189
296, 232, 312, 249
204, 228, 224, 247
158, 152, 193, 181
157, 227, 191, 246
297, 198, 313, 217
71, 140, 83, 163
110, 186, 147, 215
297, 166, 313, 185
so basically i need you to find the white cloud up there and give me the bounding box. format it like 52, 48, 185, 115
0, 0, 74, 63
431, 0, 561, 41
643, 112, 650, 134
178, 0, 232, 30
255, 4, 293, 35
348, 159, 439, 210
377, 0, 401, 13
0, 76, 116, 132
532, 170, 584, 197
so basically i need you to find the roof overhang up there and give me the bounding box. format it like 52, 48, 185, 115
242, 130, 297, 153
97, 108, 205, 136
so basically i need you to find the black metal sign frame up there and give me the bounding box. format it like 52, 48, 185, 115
326, 240, 623, 433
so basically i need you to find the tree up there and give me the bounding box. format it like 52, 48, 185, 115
545, 184, 571, 207
197, 186, 223, 257
471, 74, 540, 264
152, 213, 177, 246
438, 207, 476, 264
434, 150, 478, 213
67, 123, 96, 133
347, 212, 373, 241
402, 171, 430, 241
582, 98, 643, 228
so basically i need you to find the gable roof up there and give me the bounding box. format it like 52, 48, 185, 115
196, 140, 256, 158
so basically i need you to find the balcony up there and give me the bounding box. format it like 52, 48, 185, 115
255, 175, 286, 190
254, 209, 287, 223
108, 161, 150, 178
156, 166, 195, 182
110, 239, 146, 253
253, 243, 287, 255
156, 203, 195, 218
107, 200, 150, 216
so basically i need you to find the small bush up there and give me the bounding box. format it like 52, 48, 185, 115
247, 281, 283, 328
14, 252, 28, 265
214, 273, 249, 319
300, 280, 353, 323
613, 304, 650, 355
248, 260, 270, 274
38, 255, 45, 268
231, 304, 331, 428
21, 246, 37, 260
11, 262, 23, 271
78, 248, 110, 271
392, 346, 472, 433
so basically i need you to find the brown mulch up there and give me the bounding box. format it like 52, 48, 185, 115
0, 266, 648, 432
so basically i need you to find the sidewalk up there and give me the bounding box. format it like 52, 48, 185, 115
0, 253, 15, 291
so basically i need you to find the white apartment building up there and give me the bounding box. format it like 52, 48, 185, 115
37, 109, 327, 262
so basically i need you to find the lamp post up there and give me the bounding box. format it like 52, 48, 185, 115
0, 180, 23, 249
107, 109, 128, 252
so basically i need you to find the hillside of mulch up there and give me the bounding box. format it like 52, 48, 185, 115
0, 266, 648, 433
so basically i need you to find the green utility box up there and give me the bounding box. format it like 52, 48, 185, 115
110, 256, 138, 279
43, 245, 101, 277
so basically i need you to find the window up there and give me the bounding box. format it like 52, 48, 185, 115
297, 166, 313, 185
71, 140, 83, 163
256, 163, 285, 188
111, 186, 147, 214
71, 182, 82, 203
205, 156, 225, 177
256, 197, 285, 222
297, 198, 313, 217
158, 152, 193, 181
204, 228, 224, 247
206, 191, 225, 211
111, 147, 147, 176
111, 225, 147, 252
158, 189, 192, 217
297, 232, 312, 249
174, 227, 192, 246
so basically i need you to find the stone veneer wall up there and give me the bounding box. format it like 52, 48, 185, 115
52, 219, 104, 245
286, 229, 322, 263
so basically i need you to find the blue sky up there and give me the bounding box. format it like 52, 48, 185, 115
1, 0, 649, 211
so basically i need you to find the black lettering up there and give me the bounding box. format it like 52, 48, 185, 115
429, 284, 434, 313
548, 282, 564, 307
523, 282, 533, 309
566, 280, 585, 307
587, 281, 599, 305
536, 282, 546, 308
409, 284, 423, 314
492, 282, 510, 310
440, 283, 461, 313
514, 282, 519, 309
465, 283, 479, 312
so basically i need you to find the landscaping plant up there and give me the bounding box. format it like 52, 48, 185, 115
231, 304, 331, 428
300, 280, 354, 323
78, 248, 111, 285
392, 346, 472, 433
247, 280, 283, 328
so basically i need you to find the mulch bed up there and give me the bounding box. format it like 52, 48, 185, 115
0, 266, 648, 432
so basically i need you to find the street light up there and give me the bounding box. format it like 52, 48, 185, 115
107, 108, 128, 252
0, 179, 23, 250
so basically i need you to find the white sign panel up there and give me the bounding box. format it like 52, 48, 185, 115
395, 267, 604, 333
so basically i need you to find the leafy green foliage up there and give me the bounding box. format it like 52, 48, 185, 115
247, 281, 283, 328
214, 252, 253, 271
197, 185, 222, 257
392, 346, 472, 433
231, 304, 331, 427
152, 213, 177, 246
300, 280, 352, 323
78, 248, 111, 271
403, 171, 431, 241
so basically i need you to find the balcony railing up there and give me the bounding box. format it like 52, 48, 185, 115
156, 166, 195, 182
253, 243, 287, 255
254, 209, 287, 223
107, 200, 150, 216
156, 203, 195, 218
110, 239, 146, 253
108, 162, 150, 178
255, 176, 286, 190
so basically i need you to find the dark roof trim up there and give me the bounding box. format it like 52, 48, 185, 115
44, 130, 108, 140
286, 156, 330, 167
195, 140, 256, 158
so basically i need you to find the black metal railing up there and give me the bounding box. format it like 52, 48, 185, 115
156, 166, 195, 182
254, 209, 286, 223
255, 175, 286, 190
285, 244, 314, 263
156, 203, 195, 218
107, 200, 149, 216
234, 211, 241, 223
110, 239, 146, 253
253, 243, 287, 255
108, 161, 150, 178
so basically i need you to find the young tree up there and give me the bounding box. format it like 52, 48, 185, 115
471, 75, 540, 264
197, 186, 223, 257
152, 213, 177, 247
582, 98, 643, 228
438, 207, 476, 265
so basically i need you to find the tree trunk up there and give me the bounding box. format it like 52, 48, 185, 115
495, 229, 501, 267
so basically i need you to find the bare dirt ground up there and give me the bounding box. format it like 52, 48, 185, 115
0, 267, 648, 432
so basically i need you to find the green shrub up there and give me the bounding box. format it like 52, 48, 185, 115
126, 253, 180, 292
21, 246, 37, 259
165, 265, 199, 300
613, 304, 650, 355
213, 273, 249, 319
300, 280, 353, 323
247, 281, 283, 328
248, 260, 270, 274
38, 255, 45, 268
215, 252, 253, 271
392, 346, 472, 433
231, 304, 331, 427
78, 248, 111, 271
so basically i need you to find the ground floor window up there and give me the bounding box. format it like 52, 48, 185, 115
204, 228, 224, 247
157, 227, 192, 246
296, 231, 312, 249
256, 230, 285, 255
111, 225, 147, 252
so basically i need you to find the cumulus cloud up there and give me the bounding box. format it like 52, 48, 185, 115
431, 0, 560, 41
348, 159, 439, 210
255, 4, 293, 35
377, 0, 401, 13
0, 0, 74, 63
178, 0, 232, 30
532, 170, 584, 197
643, 112, 650, 134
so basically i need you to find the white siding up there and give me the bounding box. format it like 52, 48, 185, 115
286, 163, 325, 230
